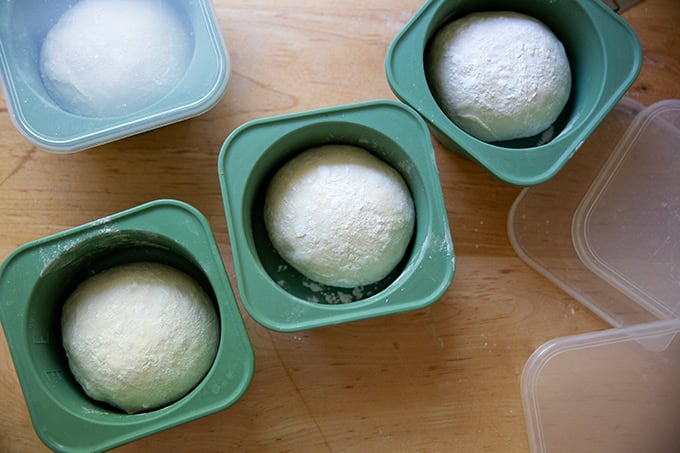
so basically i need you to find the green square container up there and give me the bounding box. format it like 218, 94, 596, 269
385, 0, 642, 186
0, 0, 229, 152
0, 200, 254, 452
219, 100, 455, 332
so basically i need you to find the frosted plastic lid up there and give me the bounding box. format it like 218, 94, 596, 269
509, 98, 680, 327
573, 100, 680, 322
522, 319, 680, 453
509, 99, 680, 452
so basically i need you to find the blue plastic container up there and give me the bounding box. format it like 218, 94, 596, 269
0, 0, 229, 152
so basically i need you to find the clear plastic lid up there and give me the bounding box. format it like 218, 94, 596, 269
522, 319, 680, 453
572, 100, 680, 322
509, 98, 680, 452
509, 98, 680, 328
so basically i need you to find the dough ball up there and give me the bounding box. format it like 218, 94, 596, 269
426, 11, 571, 142
61, 262, 219, 414
40, 0, 192, 117
264, 145, 415, 289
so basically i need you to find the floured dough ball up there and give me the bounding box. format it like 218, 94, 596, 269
40, 0, 192, 117
61, 262, 219, 414
426, 11, 571, 142
264, 145, 415, 289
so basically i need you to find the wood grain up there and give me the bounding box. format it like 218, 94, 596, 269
1, 0, 678, 451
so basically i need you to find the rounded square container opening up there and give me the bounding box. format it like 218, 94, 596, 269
421, 0, 604, 149
219, 100, 455, 332
244, 120, 427, 306
4, 0, 196, 116
26, 231, 219, 420
0, 0, 229, 152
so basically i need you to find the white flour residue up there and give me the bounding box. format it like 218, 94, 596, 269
302, 280, 324, 293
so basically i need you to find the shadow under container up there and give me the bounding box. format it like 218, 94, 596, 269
219, 100, 455, 332
0, 200, 254, 453
0, 0, 229, 152
386, 0, 642, 186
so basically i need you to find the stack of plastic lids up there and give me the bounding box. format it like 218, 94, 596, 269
508, 98, 680, 452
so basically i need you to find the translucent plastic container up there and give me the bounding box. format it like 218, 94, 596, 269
0, 200, 254, 452
0, 0, 229, 152
522, 319, 680, 453
508, 99, 680, 452
386, 0, 642, 186
219, 100, 455, 332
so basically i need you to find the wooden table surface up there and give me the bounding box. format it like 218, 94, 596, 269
1, 1, 678, 451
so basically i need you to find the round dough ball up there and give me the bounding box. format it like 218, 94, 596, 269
426, 11, 571, 142
61, 262, 219, 413
264, 145, 415, 289
40, 0, 192, 117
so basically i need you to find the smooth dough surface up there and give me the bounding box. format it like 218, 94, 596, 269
264, 145, 415, 288
426, 11, 571, 142
61, 262, 219, 413
40, 0, 192, 117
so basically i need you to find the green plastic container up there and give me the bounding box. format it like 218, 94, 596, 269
385, 0, 642, 186
0, 200, 254, 452
0, 0, 229, 152
219, 100, 455, 332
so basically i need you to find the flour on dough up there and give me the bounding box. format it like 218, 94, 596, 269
40, 0, 192, 117
264, 145, 415, 289
427, 11, 571, 142
61, 262, 219, 413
